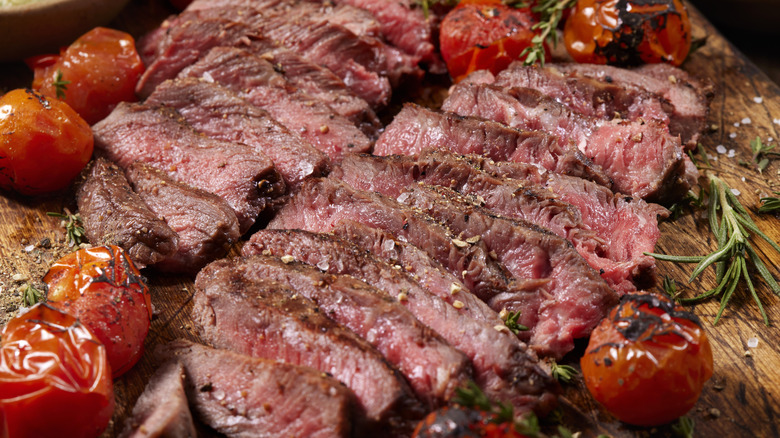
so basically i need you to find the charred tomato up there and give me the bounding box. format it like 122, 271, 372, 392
0, 303, 114, 438
581, 293, 713, 426
413, 405, 529, 438
29, 27, 145, 125
0, 88, 93, 196
44, 245, 152, 378
439, 0, 544, 82
563, 0, 692, 66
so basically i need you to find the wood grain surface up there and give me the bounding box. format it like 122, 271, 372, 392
1, 1, 779, 437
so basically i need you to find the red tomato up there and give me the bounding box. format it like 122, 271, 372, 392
0, 303, 114, 438
581, 293, 713, 426
439, 0, 544, 82
44, 245, 152, 378
0, 88, 93, 196
28, 27, 145, 125
563, 0, 692, 66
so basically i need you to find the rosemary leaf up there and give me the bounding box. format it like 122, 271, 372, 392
758, 192, 780, 213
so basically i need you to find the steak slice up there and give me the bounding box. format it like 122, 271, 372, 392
76, 157, 178, 269
179, 47, 371, 162
125, 162, 240, 274
160, 339, 356, 438
397, 184, 619, 358
119, 361, 196, 438
146, 77, 329, 191
243, 229, 558, 416
331, 220, 503, 324
552, 62, 711, 148
193, 264, 424, 433
442, 83, 694, 203
225, 254, 471, 409
92, 102, 285, 233
374, 103, 611, 186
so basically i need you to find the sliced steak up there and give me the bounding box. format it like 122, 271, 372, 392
76, 158, 178, 269
331, 220, 502, 323
119, 361, 196, 438
179, 47, 371, 162
442, 83, 694, 202
243, 228, 558, 416
146, 77, 329, 191
125, 162, 240, 274
551, 62, 711, 148
486, 62, 671, 127
92, 102, 285, 233
225, 254, 471, 409
160, 339, 356, 438
397, 184, 619, 357
374, 103, 611, 186
193, 263, 424, 433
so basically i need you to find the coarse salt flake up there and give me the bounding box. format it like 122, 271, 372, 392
748, 337, 759, 348
731, 188, 741, 196
774, 118, 780, 125
733, 122, 740, 128
730, 132, 738, 139
728, 149, 736, 158
716, 145, 727, 154
754, 97, 763, 104
24, 245, 34, 252
742, 117, 752, 124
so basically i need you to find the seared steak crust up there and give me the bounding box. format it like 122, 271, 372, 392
125, 162, 240, 274
374, 103, 611, 186
76, 157, 178, 269
160, 339, 356, 438
224, 254, 472, 409
193, 262, 424, 432
92, 102, 285, 233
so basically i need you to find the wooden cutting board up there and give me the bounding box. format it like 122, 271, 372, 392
0, 1, 778, 436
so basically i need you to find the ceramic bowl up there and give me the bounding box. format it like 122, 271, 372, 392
0, 0, 131, 62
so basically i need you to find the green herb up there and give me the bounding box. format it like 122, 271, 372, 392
646, 173, 780, 325
47, 209, 85, 247
22, 283, 43, 306
672, 416, 695, 438
750, 136, 779, 173
453, 380, 515, 423
759, 192, 780, 214
52, 69, 70, 100
520, 0, 576, 66
550, 360, 578, 383
503, 309, 529, 334
686, 143, 711, 169
662, 275, 681, 301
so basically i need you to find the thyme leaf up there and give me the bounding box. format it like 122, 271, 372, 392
53, 69, 70, 100
750, 136, 779, 173
501, 309, 529, 333
22, 283, 43, 306
550, 360, 578, 383
47, 209, 85, 247
759, 192, 780, 213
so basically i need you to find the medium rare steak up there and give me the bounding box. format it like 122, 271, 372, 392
92, 102, 285, 233
442, 83, 694, 202
76, 158, 178, 269
179, 47, 371, 162
160, 339, 356, 438
146, 77, 329, 191
552, 62, 712, 148
243, 229, 558, 416
221, 254, 472, 409
193, 263, 424, 433
119, 361, 196, 438
398, 184, 619, 357
374, 103, 611, 186
125, 162, 240, 274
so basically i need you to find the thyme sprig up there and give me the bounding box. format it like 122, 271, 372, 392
520, 0, 576, 66
759, 192, 780, 213
21, 283, 43, 306
501, 309, 529, 333
646, 174, 780, 325
672, 416, 695, 438
549, 360, 578, 383
47, 209, 85, 247
749, 136, 779, 173
53, 69, 70, 100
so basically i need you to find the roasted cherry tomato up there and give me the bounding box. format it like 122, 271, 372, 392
44, 245, 152, 378
563, 0, 692, 66
581, 293, 713, 426
439, 0, 545, 82
28, 27, 145, 125
0, 303, 114, 438
0, 88, 93, 196
413, 405, 530, 438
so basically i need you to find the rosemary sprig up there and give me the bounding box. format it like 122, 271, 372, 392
549, 360, 578, 383
520, 0, 576, 66
53, 69, 70, 100
47, 209, 86, 247
759, 192, 780, 213
21, 283, 43, 306
646, 174, 780, 325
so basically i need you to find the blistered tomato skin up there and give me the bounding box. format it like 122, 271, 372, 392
44, 245, 152, 378
439, 0, 544, 82
0, 88, 93, 196
29, 27, 145, 125
581, 293, 713, 426
563, 0, 692, 66
0, 303, 114, 438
